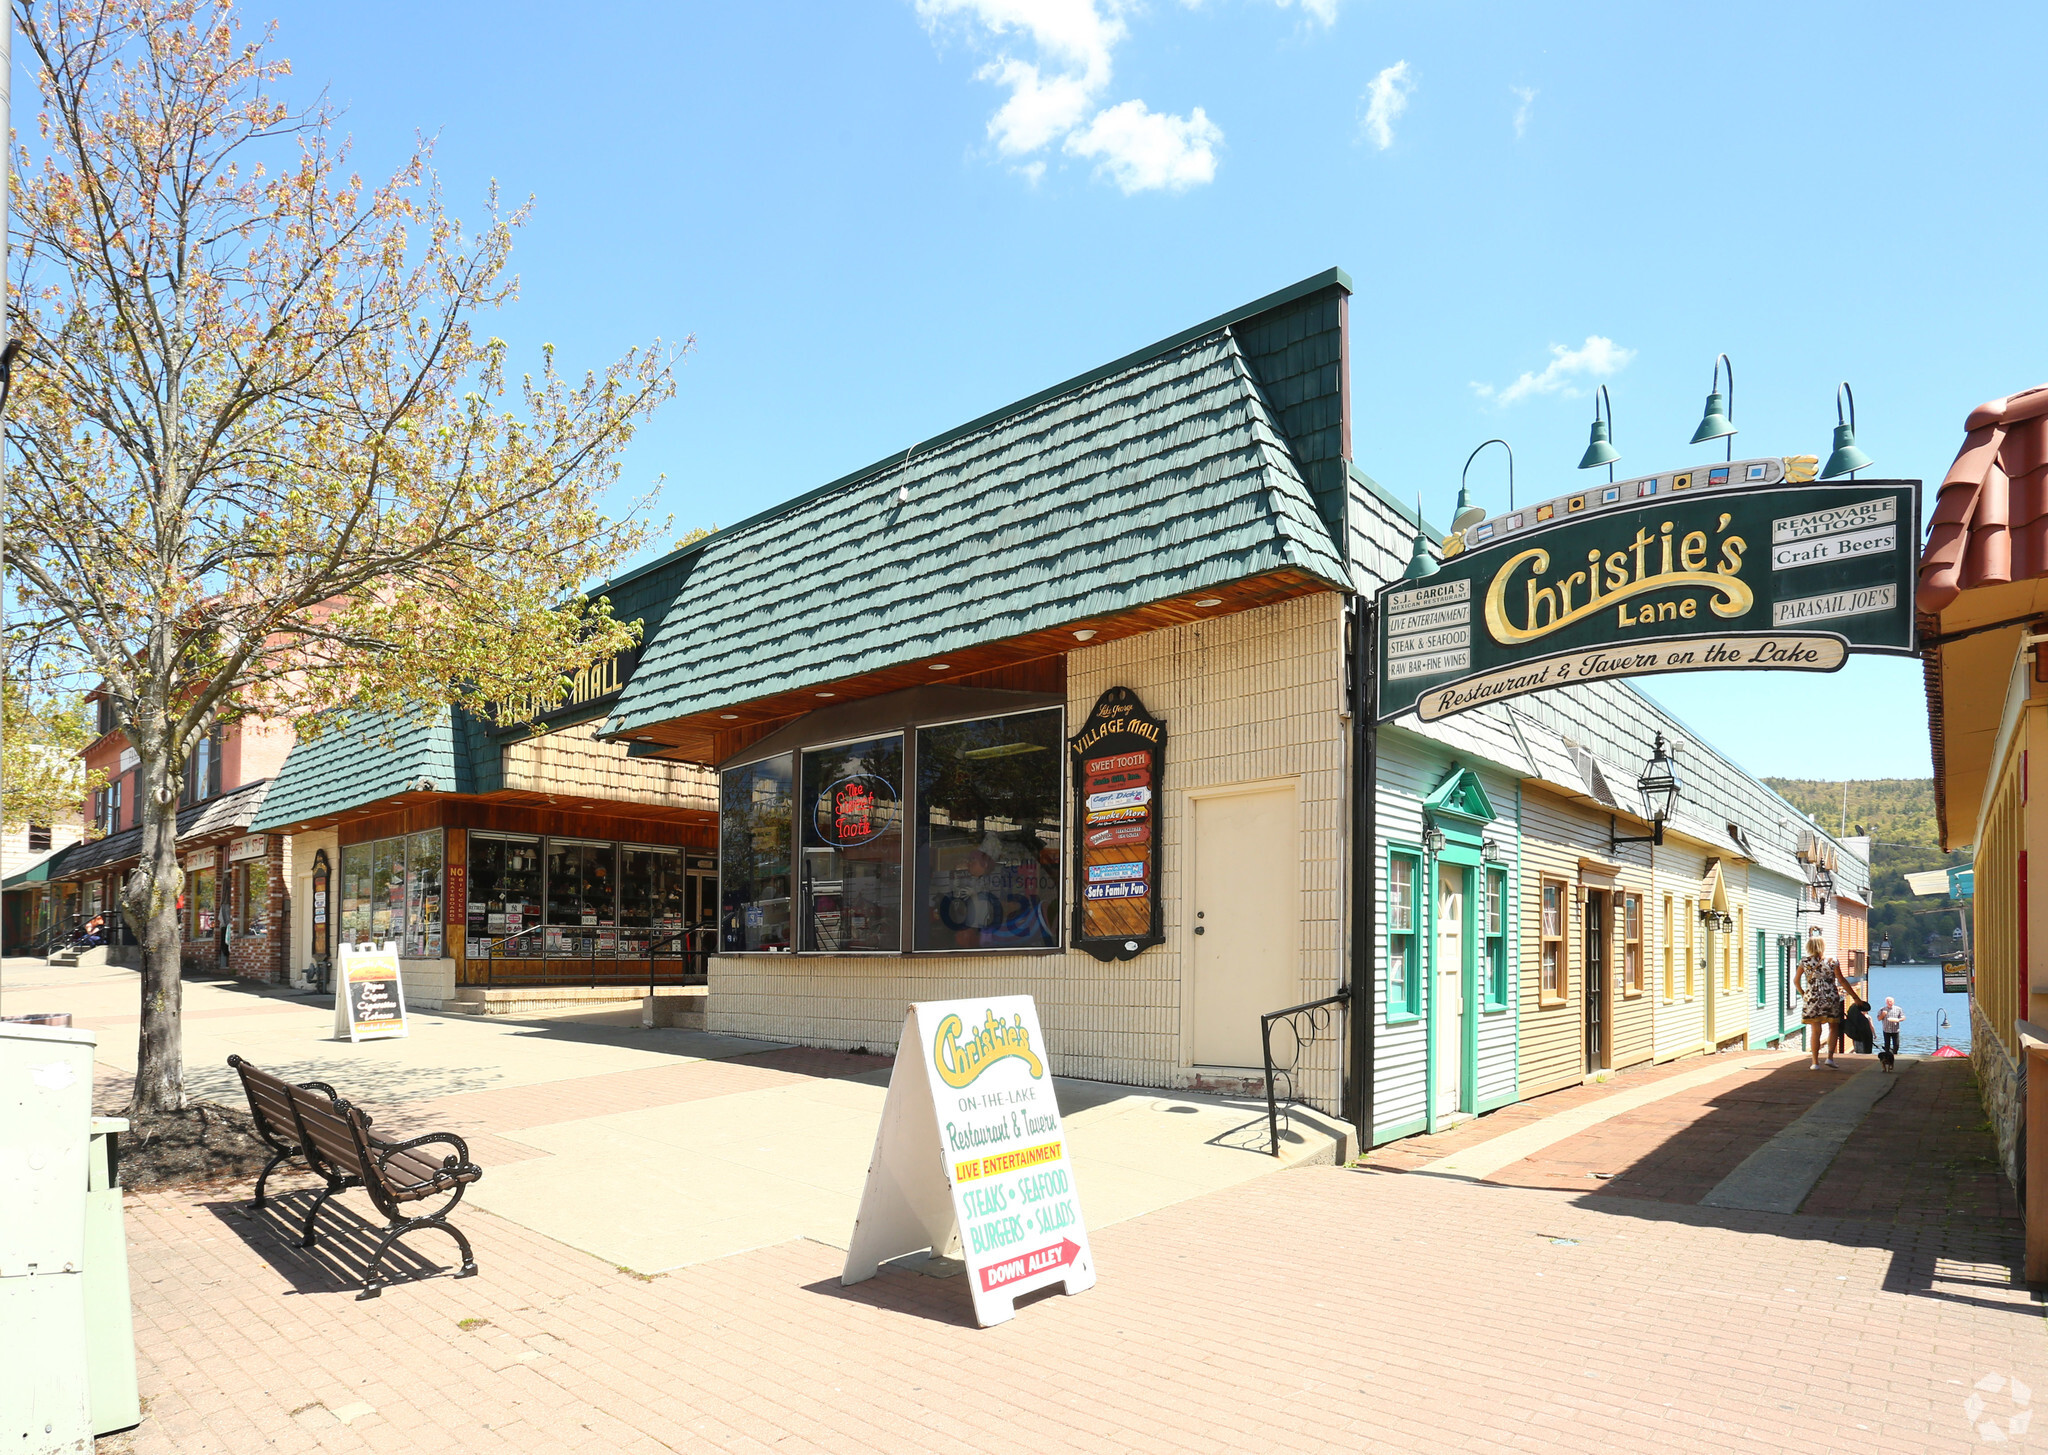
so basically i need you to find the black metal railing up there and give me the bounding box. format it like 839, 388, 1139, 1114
1261, 988, 1351, 1157
471, 924, 712, 989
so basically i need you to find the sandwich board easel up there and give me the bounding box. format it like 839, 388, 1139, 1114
841, 993, 1094, 1327
334, 941, 409, 1042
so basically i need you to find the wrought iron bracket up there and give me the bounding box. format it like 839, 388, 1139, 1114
1608, 814, 1664, 853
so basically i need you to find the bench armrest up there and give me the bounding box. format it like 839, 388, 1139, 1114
371, 1131, 479, 1191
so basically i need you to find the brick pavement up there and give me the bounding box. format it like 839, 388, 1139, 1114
103, 1055, 2045, 1455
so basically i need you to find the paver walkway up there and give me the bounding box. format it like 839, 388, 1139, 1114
23, 958, 2038, 1453
110, 1075, 2041, 1455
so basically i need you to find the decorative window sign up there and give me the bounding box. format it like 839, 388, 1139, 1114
842, 994, 1095, 1327
1376, 478, 1921, 723
1069, 687, 1166, 961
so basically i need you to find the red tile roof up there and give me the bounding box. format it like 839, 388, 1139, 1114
1919, 384, 2048, 614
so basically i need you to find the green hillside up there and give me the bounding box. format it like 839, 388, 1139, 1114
1760, 777, 1967, 960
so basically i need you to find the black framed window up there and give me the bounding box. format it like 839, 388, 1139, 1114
914, 709, 1062, 951
622, 846, 686, 931
721, 755, 793, 951
547, 839, 616, 928
468, 834, 541, 942
799, 735, 903, 952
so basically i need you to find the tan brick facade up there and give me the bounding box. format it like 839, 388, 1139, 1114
705, 592, 1352, 1099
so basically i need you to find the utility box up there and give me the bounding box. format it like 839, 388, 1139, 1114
85, 1117, 140, 1436
0, 1021, 94, 1453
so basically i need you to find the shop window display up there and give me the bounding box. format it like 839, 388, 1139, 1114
721, 755, 794, 951
339, 831, 445, 957
621, 845, 687, 948
467, 834, 541, 944
402, 830, 444, 958
800, 735, 903, 953
914, 709, 1061, 950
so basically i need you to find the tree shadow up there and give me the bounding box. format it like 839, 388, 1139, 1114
197, 1179, 470, 1298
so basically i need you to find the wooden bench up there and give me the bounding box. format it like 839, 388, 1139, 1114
229, 1055, 483, 1298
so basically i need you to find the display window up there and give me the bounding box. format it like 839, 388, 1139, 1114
914, 709, 1061, 951
800, 735, 903, 952
721, 755, 793, 951
340, 830, 446, 957
187, 868, 215, 936
621, 845, 688, 939
467, 834, 542, 944
233, 860, 270, 936
717, 706, 1065, 957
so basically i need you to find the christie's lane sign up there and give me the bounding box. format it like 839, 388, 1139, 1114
1375, 478, 1919, 723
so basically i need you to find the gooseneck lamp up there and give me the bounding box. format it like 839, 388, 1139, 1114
1456, 438, 1513, 530
1690, 353, 1736, 461
1820, 381, 1873, 479
1578, 385, 1619, 481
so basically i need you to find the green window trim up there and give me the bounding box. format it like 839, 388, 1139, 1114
1482, 865, 1509, 1009
1386, 843, 1423, 1023
1756, 929, 1767, 1006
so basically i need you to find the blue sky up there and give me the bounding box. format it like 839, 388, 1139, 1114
252, 0, 2048, 781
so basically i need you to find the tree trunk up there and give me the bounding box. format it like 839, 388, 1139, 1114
127, 746, 186, 1113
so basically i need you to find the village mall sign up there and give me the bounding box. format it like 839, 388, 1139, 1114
1375, 462, 1920, 722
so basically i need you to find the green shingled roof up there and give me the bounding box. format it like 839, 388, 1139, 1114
249, 709, 474, 833
606, 324, 1348, 734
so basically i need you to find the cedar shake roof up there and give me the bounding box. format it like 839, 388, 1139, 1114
1919, 383, 2048, 613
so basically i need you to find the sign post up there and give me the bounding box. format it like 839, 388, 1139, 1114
333, 941, 408, 1042
842, 994, 1095, 1327
1377, 473, 1921, 722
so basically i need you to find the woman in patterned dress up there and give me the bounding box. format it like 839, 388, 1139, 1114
1795, 933, 1854, 1069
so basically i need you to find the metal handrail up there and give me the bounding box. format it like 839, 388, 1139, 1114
1261, 988, 1351, 1157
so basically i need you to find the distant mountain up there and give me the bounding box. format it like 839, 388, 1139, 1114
1761, 777, 1966, 960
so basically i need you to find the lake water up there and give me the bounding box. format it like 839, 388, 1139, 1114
1865, 963, 1971, 1055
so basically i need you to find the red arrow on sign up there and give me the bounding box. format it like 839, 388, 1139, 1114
978, 1238, 1082, 1292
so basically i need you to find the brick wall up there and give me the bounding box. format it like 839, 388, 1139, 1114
705, 592, 1350, 1097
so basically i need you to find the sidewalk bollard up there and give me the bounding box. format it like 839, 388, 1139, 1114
84, 1117, 140, 1436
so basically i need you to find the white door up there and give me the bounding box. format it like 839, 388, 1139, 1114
1436, 868, 1465, 1115
1191, 784, 1300, 1068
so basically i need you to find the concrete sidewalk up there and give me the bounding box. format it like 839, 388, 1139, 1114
14, 957, 1346, 1273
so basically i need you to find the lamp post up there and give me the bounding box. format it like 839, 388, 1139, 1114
1578, 385, 1619, 482
1610, 733, 1681, 852
1454, 438, 1513, 531
1820, 382, 1873, 479
1690, 353, 1736, 462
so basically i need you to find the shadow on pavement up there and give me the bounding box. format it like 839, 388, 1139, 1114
800, 1270, 984, 1329
200, 1184, 466, 1297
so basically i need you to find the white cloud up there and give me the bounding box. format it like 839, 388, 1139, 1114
1472, 336, 1636, 406
1065, 100, 1221, 192
1266, 0, 1344, 24
919, 0, 1224, 193
1361, 61, 1413, 151
1511, 85, 1536, 139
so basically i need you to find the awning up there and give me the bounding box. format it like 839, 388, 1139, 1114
53, 778, 272, 881
1, 844, 73, 889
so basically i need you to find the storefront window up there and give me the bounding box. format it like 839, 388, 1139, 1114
467, 834, 541, 945
371, 839, 404, 944
621, 845, 687, 942
721, 755, 793, 951
403, 830, 444, 958
1540, 881, 1564, 1000
800, 735, 903, 953
233, 860, 271, 936
188, 868, 215, 937
914, 710, 1061, 951
340, 844, 371, 945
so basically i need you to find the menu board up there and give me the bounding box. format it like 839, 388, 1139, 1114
1068, 686, 1165, 962
333, 941, 408, 1042
841, 994, 1095, 1327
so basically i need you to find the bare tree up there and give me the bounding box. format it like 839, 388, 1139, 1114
7, 0, 681, 1110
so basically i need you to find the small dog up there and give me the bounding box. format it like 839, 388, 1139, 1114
1877, 1048, 1896, 1073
